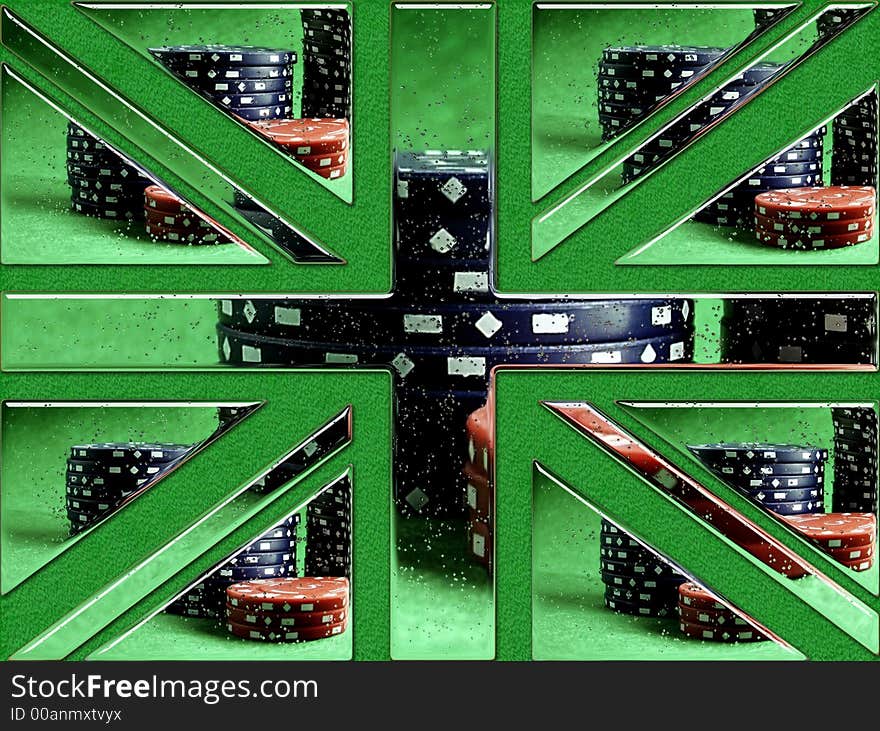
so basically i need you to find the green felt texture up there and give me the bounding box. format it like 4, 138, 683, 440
531, 6, 757, 201
1, 405, 218, 592
388, 4, 496, 660
532, 469, 799, 660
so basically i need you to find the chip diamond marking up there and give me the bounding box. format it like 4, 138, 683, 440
440, 176, 467, 203
429, 228, 457, 254
475, 311, 502, 338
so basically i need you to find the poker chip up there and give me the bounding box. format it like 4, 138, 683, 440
677, 584, 766, 642
226, 577, 350, 613
689, 444, 828, 464
755, 226, 872, 250
679, 620, 765, 642
63, 442, 191, 534
226, 606, 346, 628
247, 118, 349, 155
150, 44, 295, 123
226, 619, 347, 642
755, 186, 876, 221
151, 45, 295, 67
232, 104, 293, 122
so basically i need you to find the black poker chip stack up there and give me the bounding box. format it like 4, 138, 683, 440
300, 8, 352, 120
831, 92, 878, 189
831, 407, 878, 513
618, 61, 784, 183
66, 442, 191, 534
598, 45, 727, 142
304, 475, 352, 578
600, 520, 686, 618
694, 127, 826, 227
690, 443, 827, 517
721, 296, 879, 365
150, 45, 296, 122
66, 124, 151, 220
166, 515, 299, 619
215, 150, 697, 517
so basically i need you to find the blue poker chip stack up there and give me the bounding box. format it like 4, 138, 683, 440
66, 124, 152, 220
305, 475, 352, 578
599, 520, 686, 618
597, 45, 728, 143
690, 443, 829, 516
615, 60, 784, 183
150, 45, 296, 122
831, 407, 878, 513
166, 515, 300, 620
215, 149, 697, 516
721, 297, 878, 365
66, 442, 192, 535
831, 92, 878, 189
300, 7, 352, 120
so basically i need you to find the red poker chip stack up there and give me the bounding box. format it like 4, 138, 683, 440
753, 185, 876, 250
464, 402, 494, 574
143, 185, 231, 245
677, 583, 767, 643
783, 512, 876, 572
246, 118, 350, 179
225, 577, 350, 642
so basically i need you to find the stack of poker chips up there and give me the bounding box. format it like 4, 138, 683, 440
622, 65, 784, 183
784, 512, 876, 572
620, 62, 783, 183
689, 443, 827, 517
721, 296, 878, 365
677, 583, 766, 643
166, 516, 299, 619
150, 45, 295, 122
600, 520, 686, 617
304, 476, 352, 578
694, 128, 827, 228
464, 403, 493, 573
66, 442, 190, 534
67, 124, 151, 220
300, 8, 352, 120
225, 577, 349, 642
143, 185, 229, 245
597, 46, 727, 142
752, 185, 876, 250
831, 94, 878, 189
216, 150, 697, 517
247, 118, 350, 179
831, 407, 878, 514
